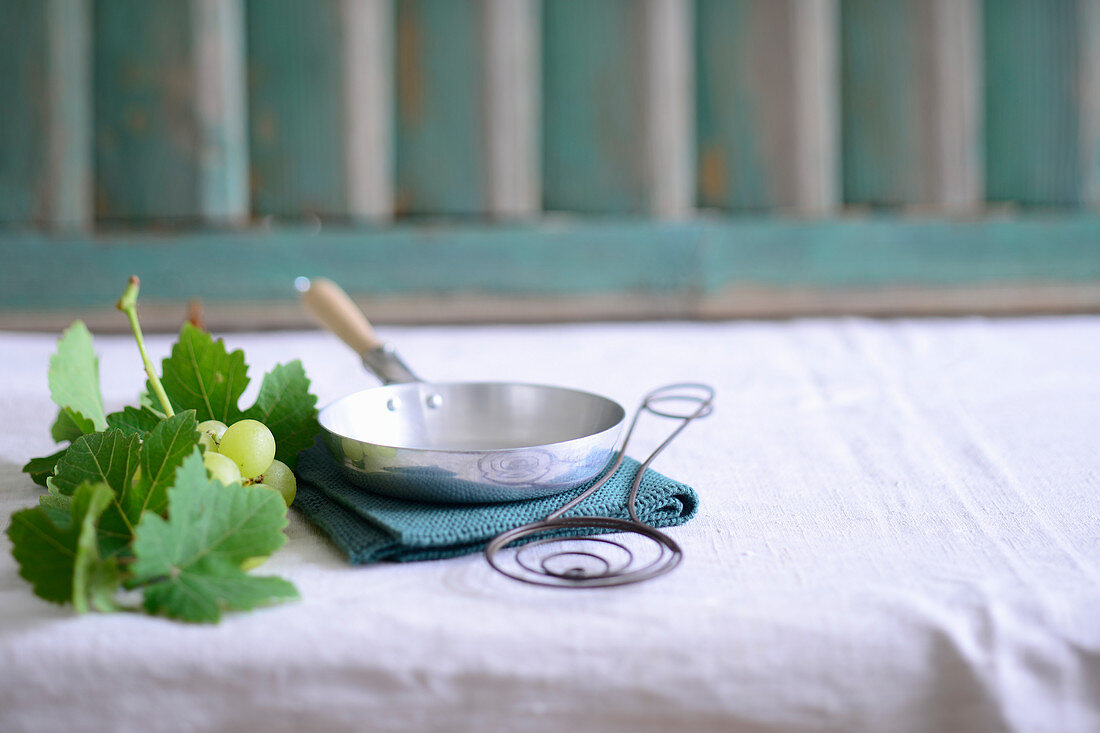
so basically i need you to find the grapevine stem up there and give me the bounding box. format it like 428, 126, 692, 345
117, 276, 175, 418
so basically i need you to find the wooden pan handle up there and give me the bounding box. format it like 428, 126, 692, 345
296, 277, 382, 355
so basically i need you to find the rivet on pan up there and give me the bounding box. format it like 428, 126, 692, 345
386, 398, 401, 411
426, 394, 443, 409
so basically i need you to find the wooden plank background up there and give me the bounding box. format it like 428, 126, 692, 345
194, 0, 248, 225
542, 0, 647, 214
984, 0, 1082, 207
246, 0, 346, 218
6, 0, 1098, 222
697, 0, 799, 210
94, 0, 199, 222
344, 0, 395, 222
841, 0, 931, 207
4, 216, 1100, 330
394, 0, 485, 216
1, 0, 1098, 324
0, 1, 49, 224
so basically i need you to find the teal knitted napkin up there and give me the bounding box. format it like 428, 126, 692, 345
293, 441, 699, 564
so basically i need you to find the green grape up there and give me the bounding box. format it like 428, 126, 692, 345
196, 419, 228, 453
219, 419, 276, 478
203, 451, 242, 486
256, 459, 296, 507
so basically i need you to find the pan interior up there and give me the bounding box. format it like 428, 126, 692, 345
320, 382, 625, 451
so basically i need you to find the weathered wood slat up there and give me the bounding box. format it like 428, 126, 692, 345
696, 0, 799, 210
343, 0, 395, 222
542, 0, 646, 213
840, 0, 982, 209
5, 218, 1100, 318
841, 0, 931, 206
46, 0, 93, 230
643, 0, 694, 218
930, 0, 982, 210
483, 0, 540, 218
0, 1, 49, 224
1080, 0, 1100, 207
0, 0, 90, 228
697, 0, 840, 213
984, 0, 1080, 206
246, 0, 346, 218
395, 0, 485, 215
2, 0, 1097, 241
0, 0, 91, 228
10, 281, 1100, 333
193, 0, 248, 225
792, 0, 840, 214
94, 0, 199, 222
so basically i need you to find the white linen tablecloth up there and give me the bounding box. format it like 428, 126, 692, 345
1, 317, 1097, 732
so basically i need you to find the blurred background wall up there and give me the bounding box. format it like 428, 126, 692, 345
1, 0, 1099, 330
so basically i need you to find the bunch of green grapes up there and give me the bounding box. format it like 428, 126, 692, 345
197, 419, 296, 507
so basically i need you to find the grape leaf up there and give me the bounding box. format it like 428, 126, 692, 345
50, 414, 201, 558
158, 323, 249, 425
129, 410, 200, 519
51, 408, 90, 443
131, 452, 297, 622
83, 559, 123, 613
23, 322, 107, 486
144, 571, 294, 623
106, 405, 164, 437
158, 325, 319, 469
51, 429, 141, 497
14, 307, 318, 624
40, 481, 74, 512
48, 321, 107, 433
23, 448, 68, 487
38, 501, 70, 526
26, 410, 93, 487
244, 361, 319, 470
51, 429, 141, 557
7, 482, 120, 612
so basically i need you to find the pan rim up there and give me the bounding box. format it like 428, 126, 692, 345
318, 380, 626, 454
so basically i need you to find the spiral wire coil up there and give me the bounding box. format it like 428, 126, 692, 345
485, 383, 715, 588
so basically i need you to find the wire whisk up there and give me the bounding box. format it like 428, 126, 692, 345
485, 383, 714, 588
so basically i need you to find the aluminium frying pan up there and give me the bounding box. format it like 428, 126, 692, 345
299, 278, 626, 503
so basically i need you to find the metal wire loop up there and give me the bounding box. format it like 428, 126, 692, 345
484, 383, 713, 588
485, 517, 683, 588
641, 383, 716, 420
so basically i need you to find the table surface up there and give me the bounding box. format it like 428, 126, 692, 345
1, 317, 1098, 733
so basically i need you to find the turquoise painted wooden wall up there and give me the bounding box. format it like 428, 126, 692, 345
984, 0, 1082, 206
543, 0, 646, 214
9, 0, 1100, 227
247, 0, 346, 218
2, 0, 1100, 324
94, 0, 197, 221
395, 0, 485, 216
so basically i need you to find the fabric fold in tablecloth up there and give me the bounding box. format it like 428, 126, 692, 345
292, 441, 699, 564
